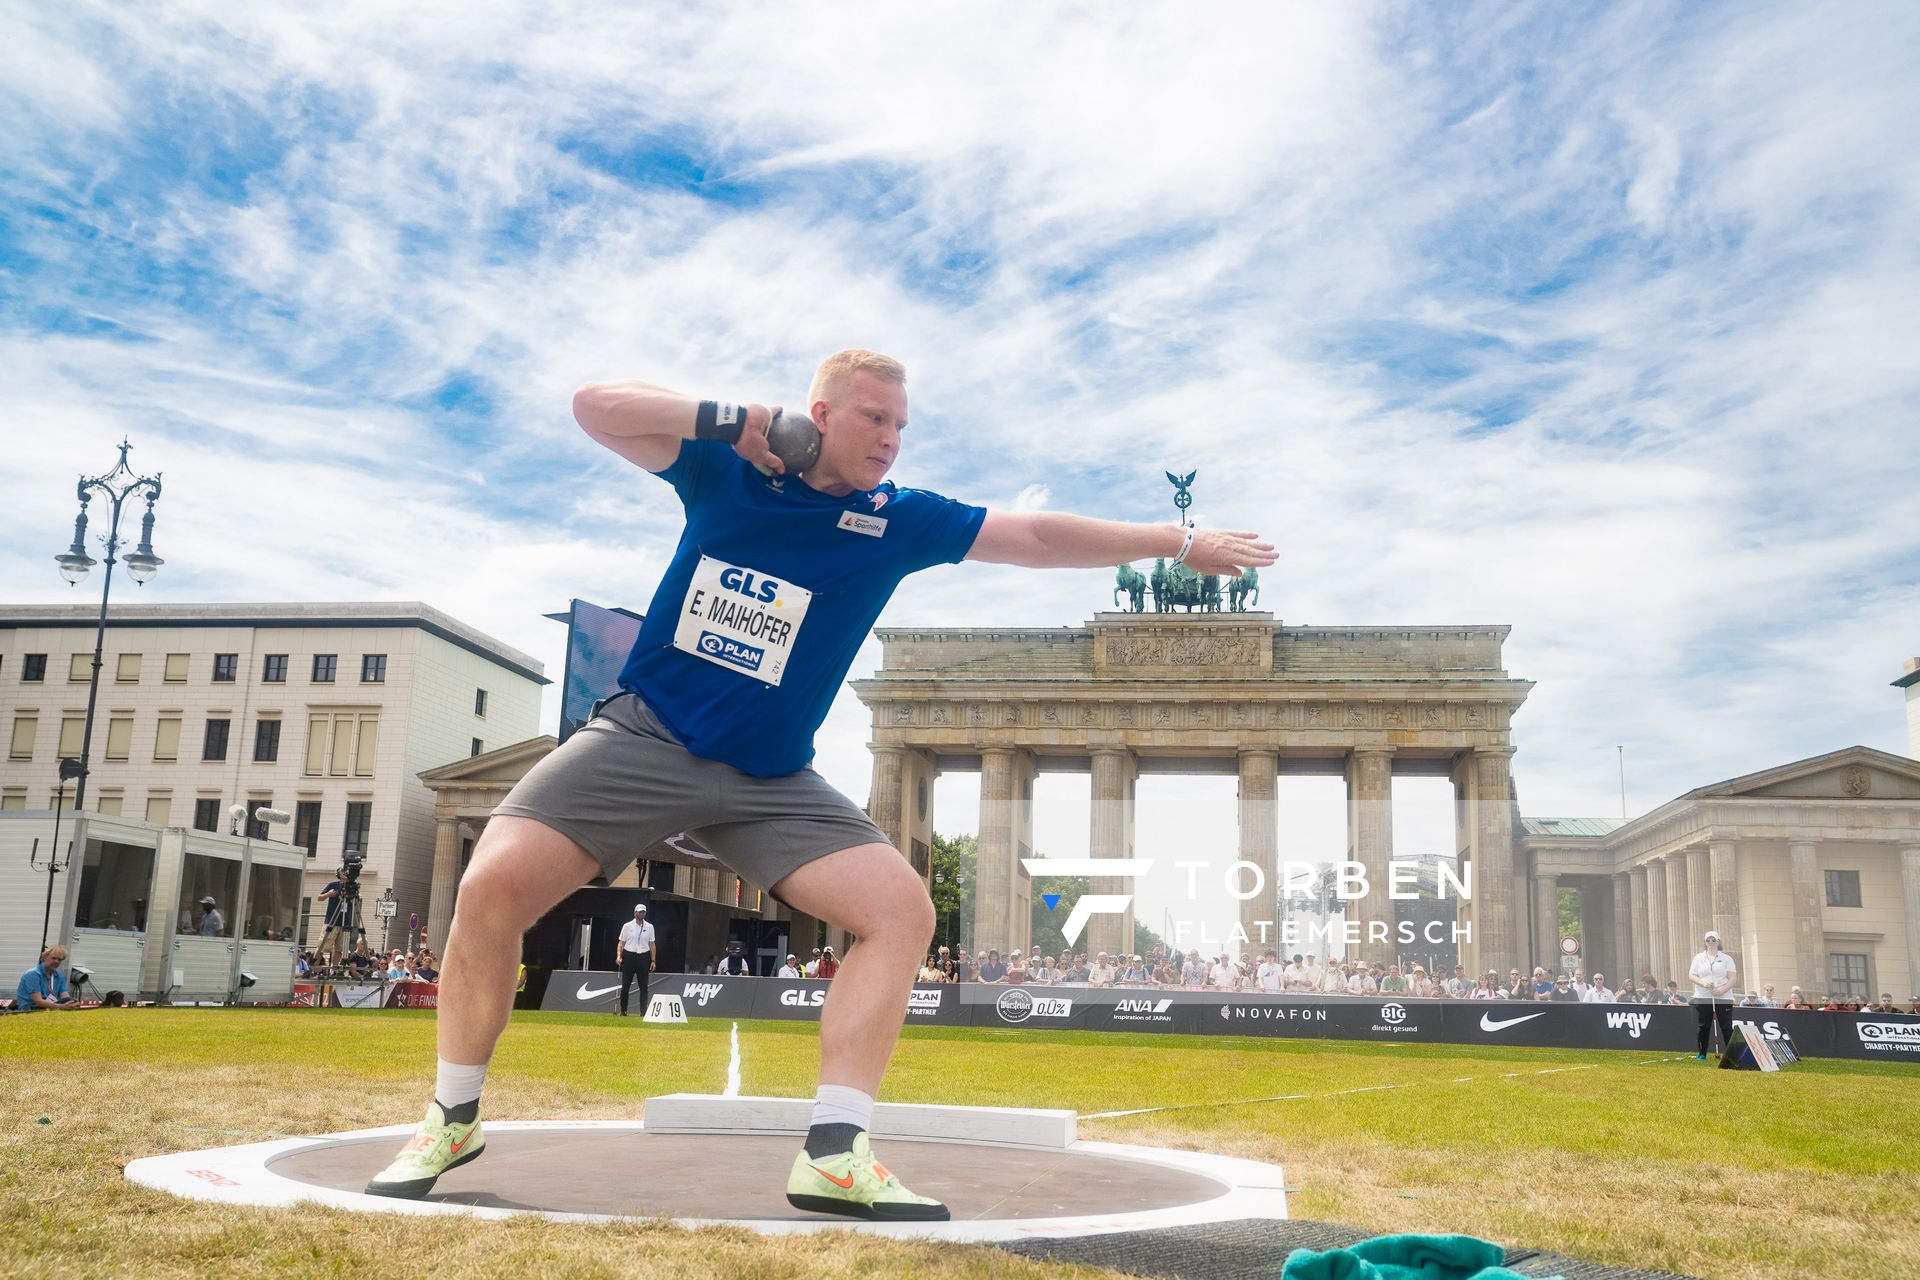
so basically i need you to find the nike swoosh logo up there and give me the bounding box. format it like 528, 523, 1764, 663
451, 1132, 474, 1155
1480, 1011, 1549, 1032
812, 1166, 855, 1189
576, 982, 621, 1000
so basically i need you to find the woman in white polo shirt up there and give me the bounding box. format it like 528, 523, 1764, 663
1687, 930, 1737, 1060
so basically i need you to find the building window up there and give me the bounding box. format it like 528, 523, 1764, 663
1829, 952, 1869, 1001
294, 801, 322, 858
244, 798, 273, 839
212, 653, 238, 682
154, 716, 181, 761
361, 654, 387, 683
22, 654, 47, 682
1824, 870, 1862, 908
116, 654, 141, 683
312, 654, 336, 683
59, 716, 84, 758
343, 801, 371, 855
263, 654, 288, 683
203, 717, 230, 762
164, 653, 189, 683
9, 716, 35, 761
1, 793, 26, 811
69, 653, 91, 682
105, 716, 133, 761
254, 719, 281, 762
355, 716, 378, 776
474, 688, 488, 717
178, 853, 240, 937
193, 798, 221, 832
145, 795, 172, 826
471, 737, 483, 757
96, 794, 122, 816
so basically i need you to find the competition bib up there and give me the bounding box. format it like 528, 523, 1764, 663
672, 554, 813, 686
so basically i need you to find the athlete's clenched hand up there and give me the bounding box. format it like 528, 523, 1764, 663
734, 404, 784, 475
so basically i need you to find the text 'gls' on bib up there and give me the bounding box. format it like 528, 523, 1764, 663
672, 554, 814, 686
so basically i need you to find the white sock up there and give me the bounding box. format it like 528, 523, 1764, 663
810, 1084, 874, 1131
435, 1058, 490, 1108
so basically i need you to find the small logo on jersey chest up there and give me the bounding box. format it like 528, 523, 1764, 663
837, 511, 888, 537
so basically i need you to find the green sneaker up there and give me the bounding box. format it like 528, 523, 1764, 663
786, 1132, 949, 1221
364, 1102, 485, 1199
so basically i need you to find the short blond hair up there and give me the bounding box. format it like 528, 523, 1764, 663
808, 348, 906, 407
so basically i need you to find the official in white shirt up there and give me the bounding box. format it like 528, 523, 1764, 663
1687, 930, 1737, 1059
778, 954, 802, 979
615, 903, 657, 1017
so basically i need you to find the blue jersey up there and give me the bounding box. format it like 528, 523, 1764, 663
618, 440, 985, 776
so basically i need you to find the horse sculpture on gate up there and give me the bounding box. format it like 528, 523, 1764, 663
1113, 563, 1148, 612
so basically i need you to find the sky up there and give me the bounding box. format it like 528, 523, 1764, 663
4, 2, 1918, 941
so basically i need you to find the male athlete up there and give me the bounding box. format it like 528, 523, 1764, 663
366, 349, 1274, 1219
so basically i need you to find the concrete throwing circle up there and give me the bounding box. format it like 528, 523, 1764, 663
125, 1121, 1289, 1241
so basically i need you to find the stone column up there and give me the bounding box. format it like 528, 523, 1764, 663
1237, 748, 1279, 957
1452, 755, 1478, 977
1645, 859, 1670, 986
867, 745, 908, 852
1665, 855, 1692, 987
973, 747, 1018, 961
1900, 846, 1920, 1007
693, 866, 721, 901
1686, 847, 1712, 968
1788, 841, 1826, 996
1628, 865, 1650, 986
1346, 746, 1395, 967
1709, 840, 1743, 959
1610, 873, 1632, 988
1532, 873, 1558, 970
1088, 746, 1136, 960
426, 814, 462, 953
717, 873, 739, 910
1470, 749, 1517, 978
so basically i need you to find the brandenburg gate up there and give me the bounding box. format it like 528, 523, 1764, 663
851, 613, 1533, 976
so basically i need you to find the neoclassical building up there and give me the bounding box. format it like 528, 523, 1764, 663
1521, 746, 1920, 1001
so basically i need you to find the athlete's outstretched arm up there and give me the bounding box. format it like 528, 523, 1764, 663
965, 511, 1275, 577
572, 380, 783, 475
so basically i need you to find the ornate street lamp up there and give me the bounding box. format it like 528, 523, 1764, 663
51, 439, 163, 951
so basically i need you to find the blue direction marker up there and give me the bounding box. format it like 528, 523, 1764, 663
1042, 894, 1061, 912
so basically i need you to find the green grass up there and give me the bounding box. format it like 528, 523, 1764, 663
3, 1009, 1916, 1279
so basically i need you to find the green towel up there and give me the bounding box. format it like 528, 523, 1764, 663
1280, 1232, 1560, 1280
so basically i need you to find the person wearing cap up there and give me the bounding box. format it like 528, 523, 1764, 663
1687, 929, 1738, 1059
194, 895, 225, 937
718, 939, 752, 977
778, 953, 802, 979
614, 903, 657, 1016
816, 945, 839, 980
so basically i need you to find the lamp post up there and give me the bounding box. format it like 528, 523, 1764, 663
52, 439, 163, 952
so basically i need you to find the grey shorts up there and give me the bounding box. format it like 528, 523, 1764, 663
492, 692, 886, 894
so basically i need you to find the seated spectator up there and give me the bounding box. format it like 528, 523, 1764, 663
778, 953, 802, 979
1445, 965, 1471, 999
1120, 954, 1149, 985
415, 951, 439, 982
977, 949, 1007, 983
917, 955, 942, 984
345, 942, 376, 977
1345, 965, 1372, 995
1868, 993, 1900, 1014
294, 952, 313, 979
1088, 952, 1117, 987
16, 947, 80, 1013
1181, 951, 1208, 989
953, 948, 974, 982
1469, 977, 1495, 999
1551, 976, 1577, 1002
1321, 962, 1349, 994
1754, 983, 1776, 1007
932, 945, 956, 983
1581, 973, 1614, 1002
1570, 968, 1590, 1001
1507, 969, 1524, 998
1031, 954, 1056, 984
1663, 980, 1688, 1006
1151, 954, 1178, 986
817, 946, 840, 979
1303, 953, 1324, 989
1379, 964, 1408, 994
1530, 967, 1553, 1000
386, 951, 409, 981
1615, 979, 1640, 1004
1004, 953, 1031, 985
1780, 986, 1811, 1010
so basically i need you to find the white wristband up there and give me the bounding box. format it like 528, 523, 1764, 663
1173, 526, 1197, 565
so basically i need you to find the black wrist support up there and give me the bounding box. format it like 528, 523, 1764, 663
695, 400, 746, 443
